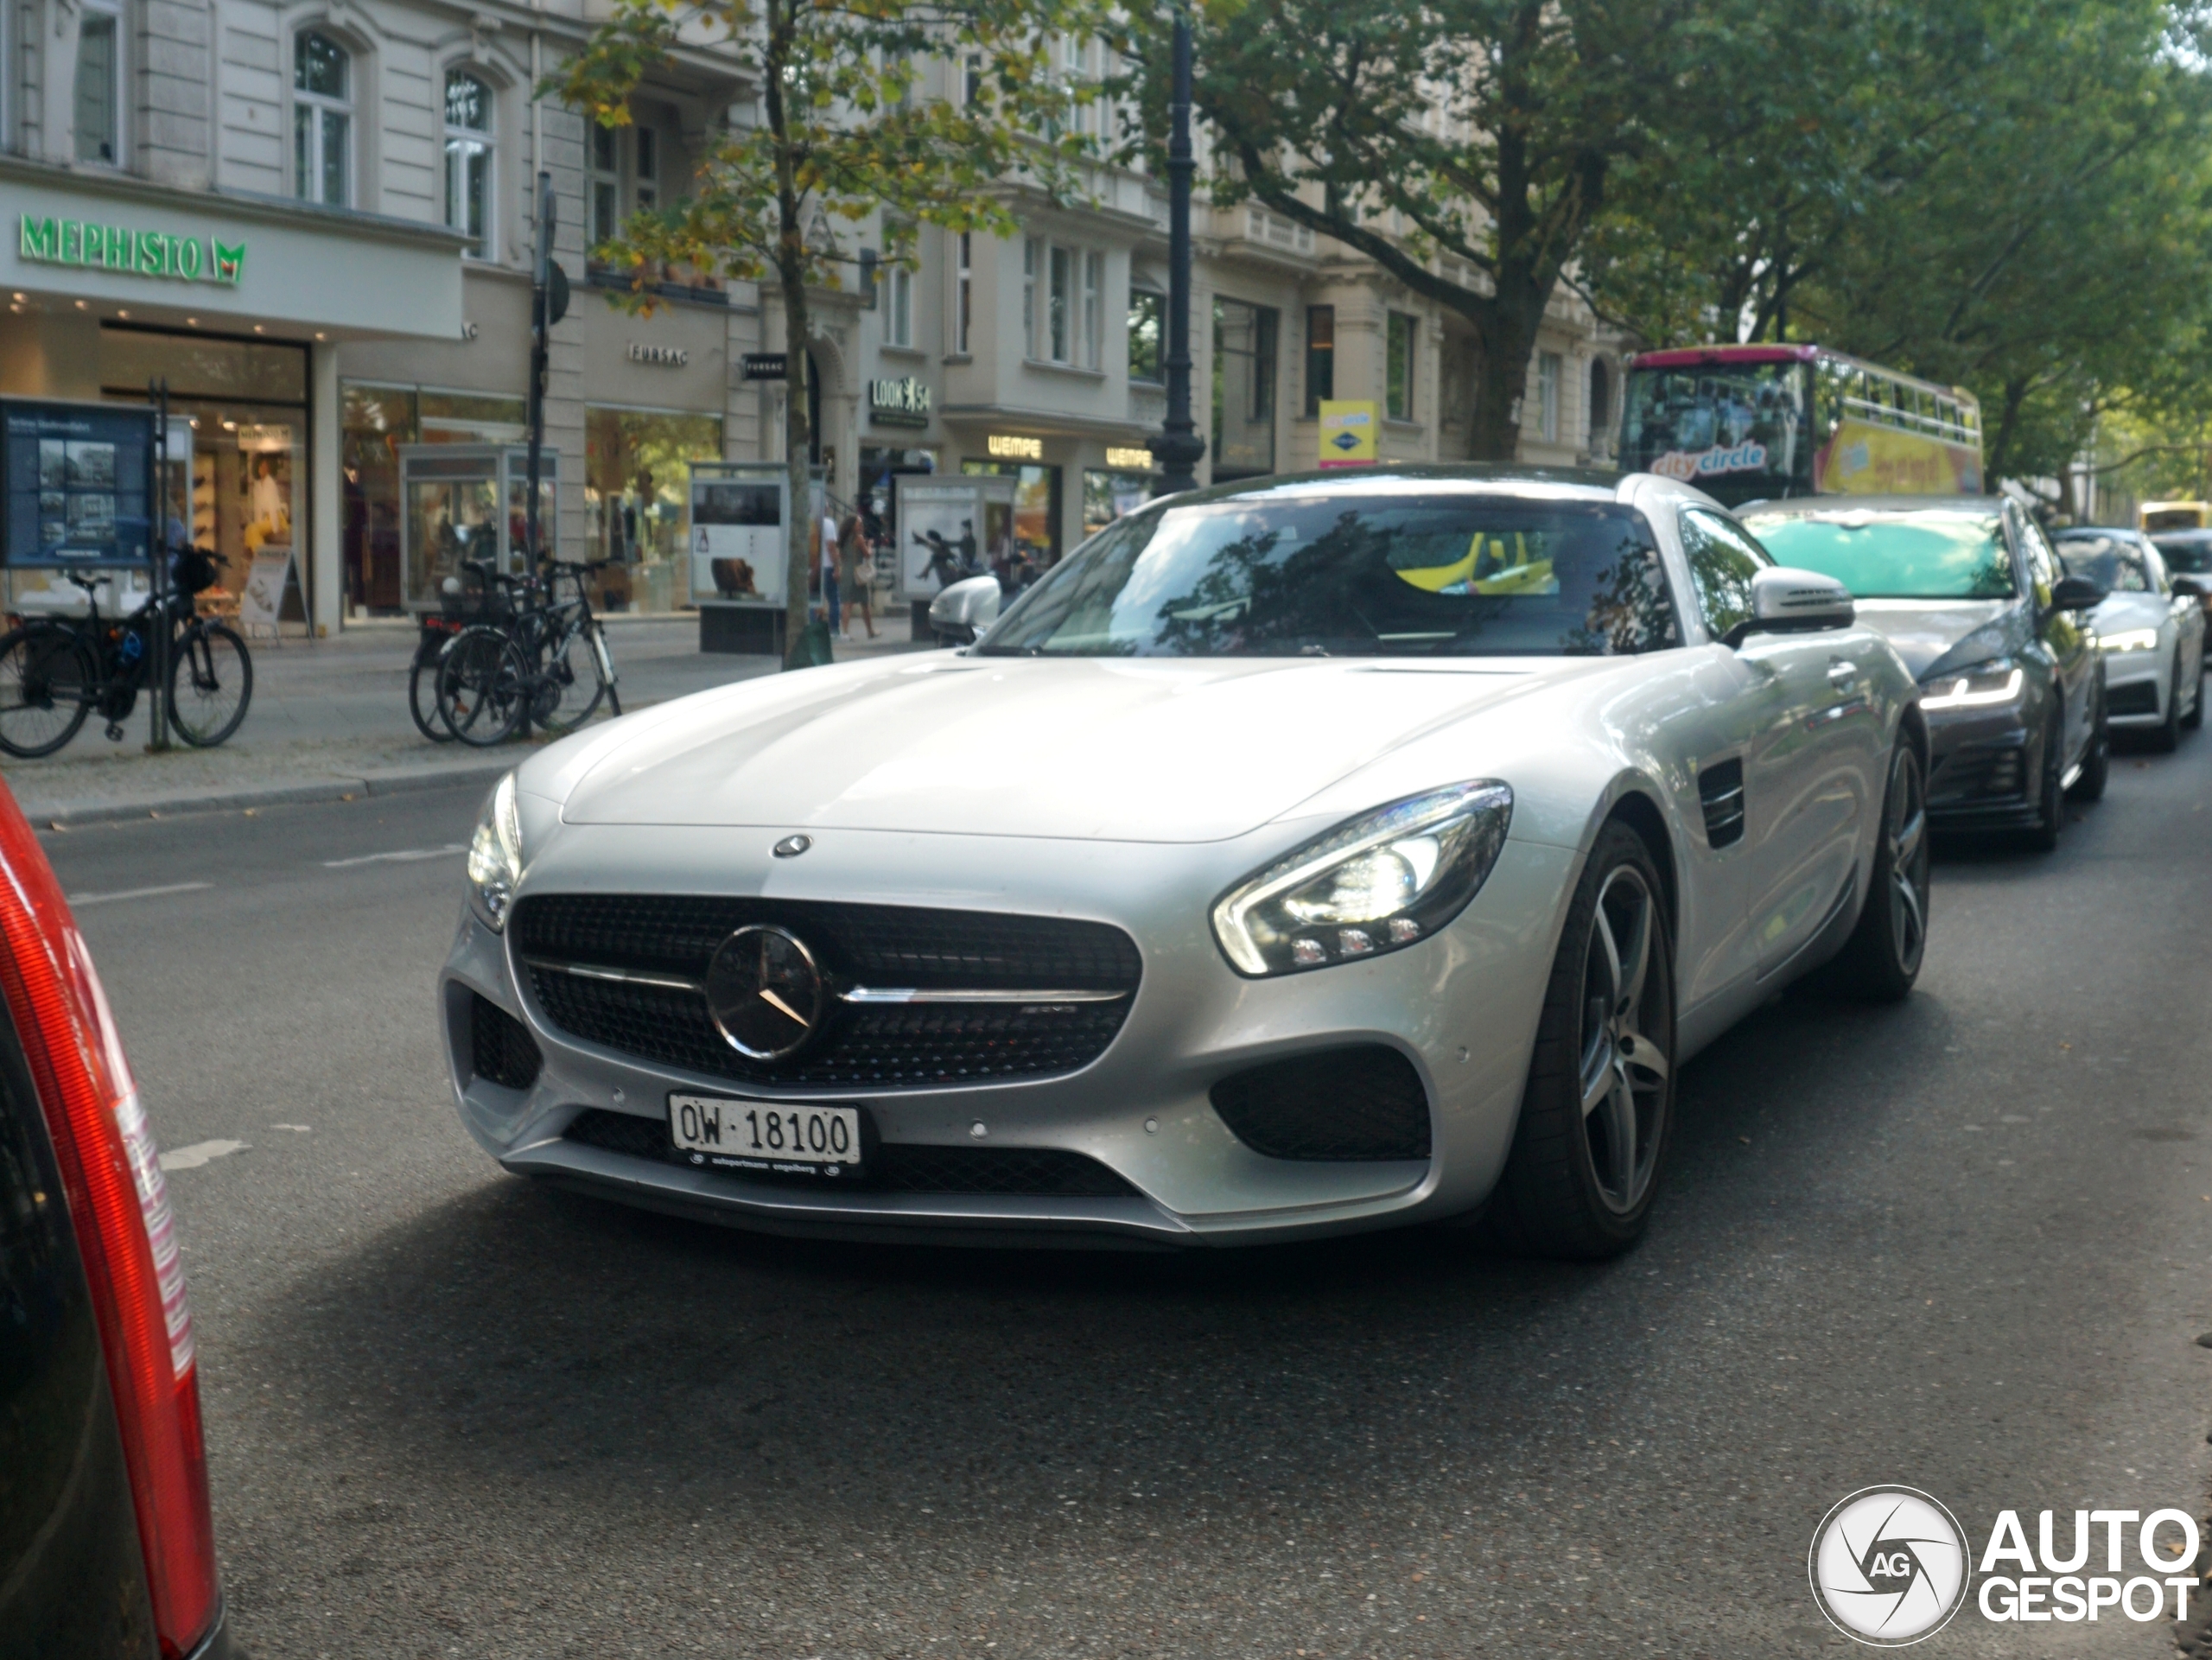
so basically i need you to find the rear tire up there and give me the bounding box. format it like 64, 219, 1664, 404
410, 638, 455, 743
1483, 821, 1675, 1261
530, 626, 606, 735
1821, 738, 1929, 1002
0, 626, 93, 758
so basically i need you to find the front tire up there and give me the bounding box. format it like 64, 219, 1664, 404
1484, 821, 1676, 1261
2068, 678, 2109, 799
168, 623, 253, 747
1821, 737, 1929, 1002
2184, 660, 2204, 731
2024, 716, 2064, 852
2149, 660, 2181, 754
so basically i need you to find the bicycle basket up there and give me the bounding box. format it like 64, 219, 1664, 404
438, 574, 514, 621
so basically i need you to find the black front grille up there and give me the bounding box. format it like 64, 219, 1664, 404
1930, 743, 2025, 806
2108, 680, 2160, 716
470, 992, 543, 1091
1210, 1046, 1431, 1161
1697, 757, 1745, 849
562, 1109, 1136, 1197
512, 895, 1141, 1088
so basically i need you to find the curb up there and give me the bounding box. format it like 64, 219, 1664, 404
26, 760, 510, 829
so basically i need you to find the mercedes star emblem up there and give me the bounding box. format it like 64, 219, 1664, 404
772, 834, 811, 858
705, 925, 827, 1060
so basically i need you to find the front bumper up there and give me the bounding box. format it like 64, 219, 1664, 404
2100, 648, 2167, 727
438, 824, 1577, 1248
1922, 696, 2042, 829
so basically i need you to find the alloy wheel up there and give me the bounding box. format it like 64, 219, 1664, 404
1578, 864, 1670, 1215
1886, 746, 1929, 977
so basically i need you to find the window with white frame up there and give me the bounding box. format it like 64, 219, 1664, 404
294, 33, 351, 207
1538, 350, 1562, 442
954, 232, 973, 355
588, 124, 620, 249
887, 258, 912, 347
1025, 239, 1101, 367
73, 1, 122, 165
443, 70, 494, 259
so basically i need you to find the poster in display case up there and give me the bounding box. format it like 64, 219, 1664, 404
1, 398, 156, 569
893, 474, 1017, 604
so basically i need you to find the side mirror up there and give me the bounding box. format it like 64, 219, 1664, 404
2171, 575, 2209, 599
2048, 573, 2106, 611
1724, 566, 1855, 647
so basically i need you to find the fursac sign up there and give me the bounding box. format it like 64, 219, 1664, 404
19, 215, 245, 286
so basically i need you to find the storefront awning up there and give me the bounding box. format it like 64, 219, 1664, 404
3, 159, 467, 343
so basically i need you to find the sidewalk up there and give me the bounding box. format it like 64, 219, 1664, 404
1, 610, 925, 826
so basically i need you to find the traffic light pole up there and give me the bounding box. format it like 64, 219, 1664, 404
1147, 1, 1205, 496
526, 170, 556, 564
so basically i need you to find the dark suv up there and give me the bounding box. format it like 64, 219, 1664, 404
0, 778, 234, 1659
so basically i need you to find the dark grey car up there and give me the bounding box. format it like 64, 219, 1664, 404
1742, 496, 2107, 848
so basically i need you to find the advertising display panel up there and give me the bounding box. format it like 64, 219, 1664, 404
690, 462, 791, 608
1, 398, 156, 568
893, 474, 1016, 603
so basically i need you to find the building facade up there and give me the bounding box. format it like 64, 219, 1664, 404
0, 2, 1625, 632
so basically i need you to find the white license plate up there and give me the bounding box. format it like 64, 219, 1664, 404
668, 1094, 863, 1178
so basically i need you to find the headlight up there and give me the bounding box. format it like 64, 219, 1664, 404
1920, 659, 2023, 710
2101, 626, 2160, 653
1211, 782, 1513, 976
466, 772, 524, 931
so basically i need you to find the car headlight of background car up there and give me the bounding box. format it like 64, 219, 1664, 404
466, 772, 524, 932
2100, 626, 2161, 653
1921, 658, 2024, 711
1211, 782, 1513, 976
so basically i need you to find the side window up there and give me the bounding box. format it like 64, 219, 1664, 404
1678, 508, 1769, 640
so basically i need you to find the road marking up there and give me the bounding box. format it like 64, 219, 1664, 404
159, 1138, 248, 1171
69, 881, 214, 906
271, 1123, 310, 1132
321, 843, 467, 868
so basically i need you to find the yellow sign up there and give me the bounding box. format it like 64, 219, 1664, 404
1318, 400, 1379, 467
987, 433, 1044, 461
1815, 418, 1982, 495
1104, 446, 1155, 470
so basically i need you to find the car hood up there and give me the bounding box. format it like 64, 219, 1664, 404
554, 654, 1560, 843
1848, 599, 2019, 680
2088, 592, 2167, 634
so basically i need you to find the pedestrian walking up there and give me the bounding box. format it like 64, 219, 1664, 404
818, 506, 841, 636
838, 511, 878, 639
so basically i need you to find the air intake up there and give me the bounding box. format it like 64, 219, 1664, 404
1698, 757, 1745, 849
1210, 1046, 1430, 1161
469, 993, 542, 1091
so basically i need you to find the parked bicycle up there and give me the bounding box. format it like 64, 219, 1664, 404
0, 556, 253, 758
433, 557, 620, 747
409, 563, 516, 743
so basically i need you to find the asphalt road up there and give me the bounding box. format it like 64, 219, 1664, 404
33, 739, 2212, 1659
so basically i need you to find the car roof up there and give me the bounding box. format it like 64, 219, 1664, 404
1159, 462, 1631, 510
1737, 494, 2004, 518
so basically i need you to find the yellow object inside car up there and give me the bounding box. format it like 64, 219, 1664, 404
1393, 531, 1560, 596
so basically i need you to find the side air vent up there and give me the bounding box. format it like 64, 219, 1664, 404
470, 993, 543, 1091
1210, 1046, 1431, 1161
1698, 757, 1746, 849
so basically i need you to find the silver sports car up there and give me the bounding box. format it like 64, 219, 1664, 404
441, 466, 1929, 1258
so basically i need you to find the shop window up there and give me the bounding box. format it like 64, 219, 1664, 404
294, 33, 351, 207
1538, 350, 1562, 442
1082, 467, 1154, 539
1212, 297, 1279, 482
443, 70, 494, 259
339, 384, 526, 614
586, 407, 724, 613
1128, 289, 1163, 384
954, 233, 973, 355
1387, 312, 1416, 421
73, 5, 120, 165
963, 459, 1061, 568
1305, 306, 1335, 415
588, 124, 620, 251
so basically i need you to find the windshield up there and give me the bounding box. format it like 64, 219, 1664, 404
2054, 535, 2151, 593
1619, 360, 1812, 506
978, 494, 1681, 658
2152, 535, 2212, 574
1740, 511, 2015, 600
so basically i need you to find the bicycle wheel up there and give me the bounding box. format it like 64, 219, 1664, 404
0, 626, 94, 758
410, 639, 456, 743
436, 626, 530, 747
168, 622, 254, 747
591, 621, 621, 718
531, 622, 606, 735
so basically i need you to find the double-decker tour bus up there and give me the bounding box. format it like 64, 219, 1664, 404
2139, 500, 2212, 532
1619, 344, 1983, 508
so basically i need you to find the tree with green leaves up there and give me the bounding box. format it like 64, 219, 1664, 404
1151, 0, 1731, 460
558, 0, 1108, 663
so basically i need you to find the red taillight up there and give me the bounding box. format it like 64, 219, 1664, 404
0, 782, 219, 1657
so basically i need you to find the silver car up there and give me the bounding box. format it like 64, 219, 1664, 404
440, 467, 1927, 1258
2053, 526, 2207, 749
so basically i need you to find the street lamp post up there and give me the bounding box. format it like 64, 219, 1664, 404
1147, 1, 1205, 496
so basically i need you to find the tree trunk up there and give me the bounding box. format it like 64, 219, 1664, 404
763, 0, 816, 669
1985, 377, 2031, 488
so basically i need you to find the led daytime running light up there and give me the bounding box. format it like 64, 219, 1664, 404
1921, 665, 2023, 710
